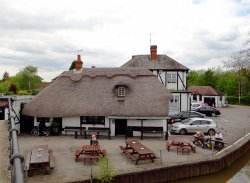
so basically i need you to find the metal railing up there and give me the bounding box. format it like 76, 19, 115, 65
8, 98, 25, 183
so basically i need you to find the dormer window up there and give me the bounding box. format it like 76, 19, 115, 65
117, 86, 126, 97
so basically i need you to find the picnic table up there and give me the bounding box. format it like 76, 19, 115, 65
193, 134, 226, 150
166, 137, 196, 153
120, 140, 158, 165
75, 145, 107, 164
24, 145, 54, 176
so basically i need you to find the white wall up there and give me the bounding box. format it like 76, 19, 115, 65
1, 95, 33, 132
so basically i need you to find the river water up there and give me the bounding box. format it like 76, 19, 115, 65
171, 152, 250, 183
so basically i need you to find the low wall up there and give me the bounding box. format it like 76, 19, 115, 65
73, 135, 250, 183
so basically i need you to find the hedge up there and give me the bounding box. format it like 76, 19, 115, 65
227, 96, 250, 105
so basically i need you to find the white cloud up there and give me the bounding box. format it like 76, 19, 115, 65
0, 0, 250, 81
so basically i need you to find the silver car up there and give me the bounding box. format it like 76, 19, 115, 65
170, 118, 217, 135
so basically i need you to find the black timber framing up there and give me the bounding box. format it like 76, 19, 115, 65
177, 71, 179, 90
156, 70, 164, 85
177, 72, 187, 90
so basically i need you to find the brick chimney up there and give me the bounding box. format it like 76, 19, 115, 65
150, 45, 157, 60
75, 54, 83, 70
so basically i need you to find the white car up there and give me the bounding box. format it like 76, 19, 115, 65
171, 118, 217, 135
191, 102, 207, 110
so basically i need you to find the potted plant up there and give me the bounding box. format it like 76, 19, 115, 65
51, 120, 60, 135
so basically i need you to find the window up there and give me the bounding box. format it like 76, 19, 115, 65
200, 120, 210, 125
117, 86, 125, 97
167, 73, 177, 83
199, 95, 202, 101
193, 95, 197, 101
37, 117, 50, 123
170, 96, 179, 103
80, 116, 105, 125
191, 120, 200, 125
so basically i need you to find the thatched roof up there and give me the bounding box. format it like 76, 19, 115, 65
22, 68, 171, 118
121, 55, 189, 71
188, 86, 223, 96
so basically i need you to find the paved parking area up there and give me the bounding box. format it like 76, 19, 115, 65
1, 105, 250, 183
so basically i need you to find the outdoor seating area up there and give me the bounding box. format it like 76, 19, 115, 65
24, 145, 54, 177
83, 127, 111, 140
166, 137, 196, 153
193, 134, 227, 150
75, 144, 107, 165
119, 139, 159, 165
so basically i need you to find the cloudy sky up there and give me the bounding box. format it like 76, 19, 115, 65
1, 0, 250, 81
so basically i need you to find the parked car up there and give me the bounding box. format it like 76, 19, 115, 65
191, 102, 207, 110
170, 118, 217, 135
193, 106, 221, 117
169, 111, 206, 124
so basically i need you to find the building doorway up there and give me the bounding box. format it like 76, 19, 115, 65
0, 108, 4, 120
115, 119, 127, 135
204, 97, 215, 107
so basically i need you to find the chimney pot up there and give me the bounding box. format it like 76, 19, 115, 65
75, 54, 83, 70
150, 45, 157, 60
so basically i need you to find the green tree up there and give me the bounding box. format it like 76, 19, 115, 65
14, 66, 43, 91
2, 71, 10, 81
201, 69, 216, 87
8, 84, 18, 94
223, 38, 250, 102
188, 70, 205, 86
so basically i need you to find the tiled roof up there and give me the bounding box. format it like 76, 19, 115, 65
188, 86, 223, 96
121, 55, 189, 71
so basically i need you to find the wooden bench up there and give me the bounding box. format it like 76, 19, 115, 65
101, 149, 107, 156
187, 141, 196, 152
84, 127, 111, 139
75, 149, 81, 162
48, 149, 55, 169
83, 155, 100, 164
166, 140, 173, 151
119, 146, 136, 161
63, 126, 86, 135
176, 146, 190, 155
24, 151, 31, 171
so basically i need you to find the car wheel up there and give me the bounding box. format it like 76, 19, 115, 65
208, 129, 215, 135
211, 112, 216, 117
179, 129, 187, 135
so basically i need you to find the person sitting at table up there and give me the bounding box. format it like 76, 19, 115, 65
196, 131, 206, 147
214, 130, 223, 141
90, 134, 99, 145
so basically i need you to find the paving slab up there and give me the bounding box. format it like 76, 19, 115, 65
1, 105, 250, 183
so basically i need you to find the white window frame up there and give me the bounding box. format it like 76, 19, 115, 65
167, 73, 177, 83
117, 86, 125, 97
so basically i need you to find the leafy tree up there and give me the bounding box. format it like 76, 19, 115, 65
8, 84, 18, 94
215, 72, 238, 96
14, 66, 43, 91
201, 69, 216, 87
223, 37, 250, 102
2, 71, 10, 81
188, 70, 205, 86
